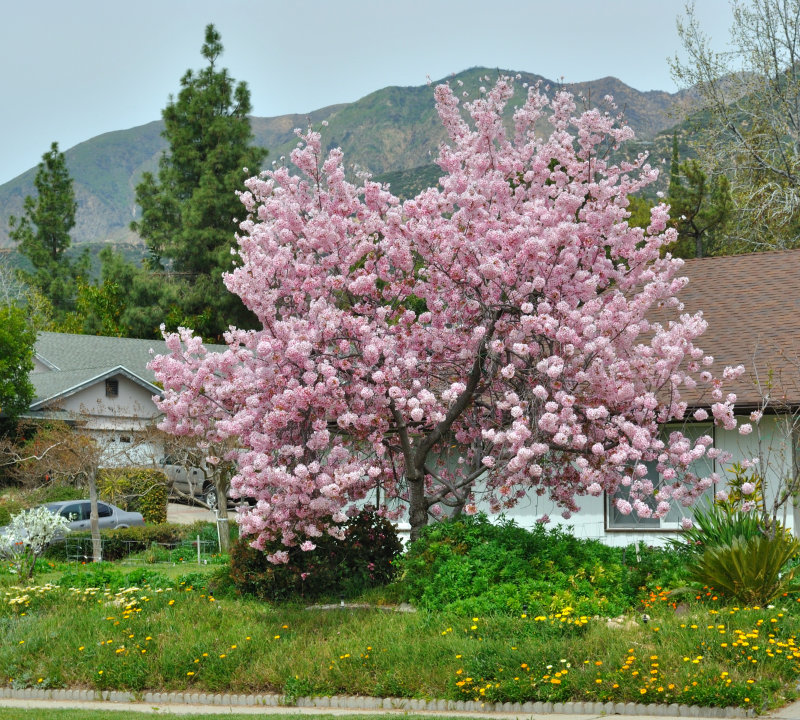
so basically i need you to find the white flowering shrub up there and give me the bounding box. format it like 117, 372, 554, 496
0, 507, 70, 578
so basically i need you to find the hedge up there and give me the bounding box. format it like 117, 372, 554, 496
97, 467, 169, 524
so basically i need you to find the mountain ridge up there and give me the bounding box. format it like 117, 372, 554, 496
0, 67, 692, 249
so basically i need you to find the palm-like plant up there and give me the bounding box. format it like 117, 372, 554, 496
673, 501, 800, 606
669, 503, 763, 559
688, 532, 800, 606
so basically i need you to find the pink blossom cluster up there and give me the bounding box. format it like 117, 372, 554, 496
149, 77, 736, 553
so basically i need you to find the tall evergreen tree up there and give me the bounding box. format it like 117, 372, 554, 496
8, 142, 87, 318
667, 134, 733, 258
0, 303, 35, 422
131, 24, 267, 340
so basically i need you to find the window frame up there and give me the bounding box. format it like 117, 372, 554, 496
105, 379, 119, 398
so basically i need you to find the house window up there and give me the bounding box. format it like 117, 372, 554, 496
105, 379, 119, 398
606, 423, 715, 531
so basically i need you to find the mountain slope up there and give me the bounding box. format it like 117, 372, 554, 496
0, 67, 692, 248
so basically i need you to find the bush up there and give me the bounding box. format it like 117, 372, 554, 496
97, 467, 169, 524
229, 510, 402, 601
689, 531, 800, 605
0, 497, 25, 527
672, 502, 800, 605
397, 514, 679, 616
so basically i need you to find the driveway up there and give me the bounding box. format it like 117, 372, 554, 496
166, 502, 216, 525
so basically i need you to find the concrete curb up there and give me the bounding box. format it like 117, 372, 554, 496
0, 686, 758, 717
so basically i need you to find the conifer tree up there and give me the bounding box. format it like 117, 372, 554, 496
132, 24, 267, 340
8, 142, 87, 318
667, 135, 733, 258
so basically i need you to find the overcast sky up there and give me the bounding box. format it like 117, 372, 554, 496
0, 0, 735, 186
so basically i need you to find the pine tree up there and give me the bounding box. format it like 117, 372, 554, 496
8, 142, 87, 317
131, 24, 267, 340
667, 134, 733, 258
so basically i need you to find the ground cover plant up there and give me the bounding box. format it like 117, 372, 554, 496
2, 562, 800, 712
397, 515, 685, 617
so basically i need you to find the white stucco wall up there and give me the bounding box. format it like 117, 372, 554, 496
58, 374, 160, 432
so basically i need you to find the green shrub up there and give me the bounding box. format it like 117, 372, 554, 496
229, 510, 402, 601
35, 484, 86, 505
0, 497, 25, 527
670, 502, 800, 605
97, 467, 169, 524
397, 514, 678, 616
689, 532, 800, 605
667, 503, 764, 560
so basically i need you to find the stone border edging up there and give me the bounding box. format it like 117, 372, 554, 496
0, 687, 755, 717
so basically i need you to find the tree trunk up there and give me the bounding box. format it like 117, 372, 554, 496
88, 468, 102, 563
214, 473, 230, 553
408, 475, 428, 543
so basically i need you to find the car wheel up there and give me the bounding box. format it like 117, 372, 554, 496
117, 525, 129, 530
203, 486, 218, 511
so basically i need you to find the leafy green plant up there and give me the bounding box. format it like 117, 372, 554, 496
671, 498, 800, 606
97, 467, 169, 524
397, 514, 678, 616
668, 503, 764, 560
689, 531, 800, 605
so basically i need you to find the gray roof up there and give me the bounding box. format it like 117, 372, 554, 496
34, 332, 167, 381
29, 332, 226, 410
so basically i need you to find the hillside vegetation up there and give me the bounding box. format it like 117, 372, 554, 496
0, 67, 694, 249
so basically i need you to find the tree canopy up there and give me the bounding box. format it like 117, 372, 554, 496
671, 0, 800, 250
8, 142, 87, 319
150, 77, 741, 553
667, 134, 733, 258
0, 303, 35, 422
130, 24, 268, 340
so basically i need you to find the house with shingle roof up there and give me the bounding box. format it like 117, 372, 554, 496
25, 332, 168, 464
498, 249, 800, 543
18, 249, 800, 541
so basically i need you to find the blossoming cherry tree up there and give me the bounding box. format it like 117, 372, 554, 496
150, 77, 739, 558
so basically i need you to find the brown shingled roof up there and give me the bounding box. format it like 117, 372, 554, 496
674, 249, 800, 408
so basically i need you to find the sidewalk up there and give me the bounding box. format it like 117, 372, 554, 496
2, 687, 794, 718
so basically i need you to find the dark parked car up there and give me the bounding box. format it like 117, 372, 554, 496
42, 500, 145, 532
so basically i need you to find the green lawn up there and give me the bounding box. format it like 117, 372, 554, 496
1, 570, 799, 712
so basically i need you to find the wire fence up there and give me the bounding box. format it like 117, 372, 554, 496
54, 536, 222, 566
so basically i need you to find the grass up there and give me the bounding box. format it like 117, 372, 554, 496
1, 569, 799, 712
